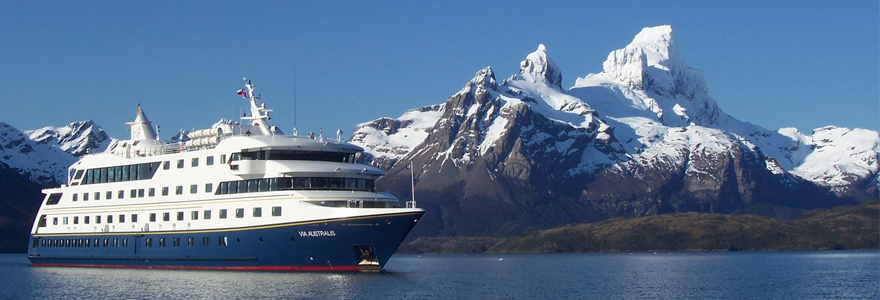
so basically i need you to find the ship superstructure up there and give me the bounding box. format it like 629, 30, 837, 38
27, 79, 424, 271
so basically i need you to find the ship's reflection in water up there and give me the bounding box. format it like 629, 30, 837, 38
4, 252, 878, 299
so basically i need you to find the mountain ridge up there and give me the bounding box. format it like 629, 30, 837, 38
351, 25, 878, 237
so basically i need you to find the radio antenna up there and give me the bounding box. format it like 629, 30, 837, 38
293, 65, 298, 133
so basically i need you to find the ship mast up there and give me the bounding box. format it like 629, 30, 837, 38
240, 77, 273, 135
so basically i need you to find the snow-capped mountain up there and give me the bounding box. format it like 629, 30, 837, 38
0, 121, 110, 185
351, 25, 878, 236
25, 120, 111, 157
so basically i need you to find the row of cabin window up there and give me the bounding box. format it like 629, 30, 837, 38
234, 150, 357, 164
216, 177, 375, 195
36, 237, 129, 249
77, 154, 230, 186
163, 154, 227, 170
72, 184, 215, 202
144, 236, 232, 248
78, 162, 161, 185
48, 207, 282, 227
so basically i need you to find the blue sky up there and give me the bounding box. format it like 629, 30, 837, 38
1, 1, 877, 139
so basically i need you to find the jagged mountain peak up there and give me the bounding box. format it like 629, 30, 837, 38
574, 25, 723, 128
25, 120, 110, 157
517, 44, 563, 90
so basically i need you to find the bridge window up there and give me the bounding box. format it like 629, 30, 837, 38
46, 193, 62, 205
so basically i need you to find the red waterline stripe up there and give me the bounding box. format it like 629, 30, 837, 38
31, 263, 362, 272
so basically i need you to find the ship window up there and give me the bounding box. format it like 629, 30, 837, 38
235, 208, 244, 218
293, 178, 309, 189
149, 213, 156, 222
219, 236, 227, 247
115, 166, 123, 181
123, 238, 129, 247
107, 167, 115, 182
192, 158, 199, 167
218, 182, 228, 194
190, 184, 197, 194
201, 236, 210, 246
163, 212, 170, 222
86, 169, 94, 184
205, 183, 213, 193
238, 181, 248, 193
103, 167, 110, 183
94, 168, 102, 183
188, 237, 194, 247
138, 164, 149, 180
104, 239, 109, 247
219, 209, 227, 219
73, 194, 78, 202
46, 193, 62, 205
131, 164, 139, 180
52, 217, 58, 225
131, 214, 137, 223
220, 154, 227, 164
228, 182, 238, 194
207, 156, 214, 166
107, 215, 113, 223
74, 169, 84, 180
191, 211, 198, 220
130, 189, 137, 198
253, 207, 262, 217
148, 188, 155, 197
269, 178, 278, 191
159, 238, 165, 247
96, 215, 101, 224
163, 161, 170, 170
145, 238, 152, 247
272, 206, 281, 216
106, 191, 112, 200
94, 192, 100, 200
176, 186, 183, 195
122, 165, 129, 181
259, 179, 269, 192
83, 193, 89, 201
162, 187, 169, 196
84, 216, 90, 224
119, 214, 125, 223
138, 189, 144, 197
118, 190, 124, 199
63, 217, 68, 225
73, 216, 79, 224
177, 159, 184, 169
173, 237, 180, 247
177, 212, 184, 221
248, 179, 259, 192
93, 238, 99, 248
204, 210, 211, 220
113, 238, 118, 247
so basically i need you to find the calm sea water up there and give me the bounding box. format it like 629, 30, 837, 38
0, 251, 877, 299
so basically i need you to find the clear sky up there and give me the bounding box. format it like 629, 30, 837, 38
1, 1, 877, 139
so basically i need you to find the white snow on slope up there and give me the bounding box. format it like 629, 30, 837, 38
350, 105, 445, 161
0, 123, 77, 184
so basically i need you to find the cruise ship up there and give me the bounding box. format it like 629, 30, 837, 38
26, 79, 424, 271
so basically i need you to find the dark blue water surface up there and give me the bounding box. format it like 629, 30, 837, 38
1, 251, 877, 299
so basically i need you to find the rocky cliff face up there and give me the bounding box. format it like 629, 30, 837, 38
351, 25, 878, 237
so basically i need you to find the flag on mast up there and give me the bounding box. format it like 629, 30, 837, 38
236, 89, 247, 97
